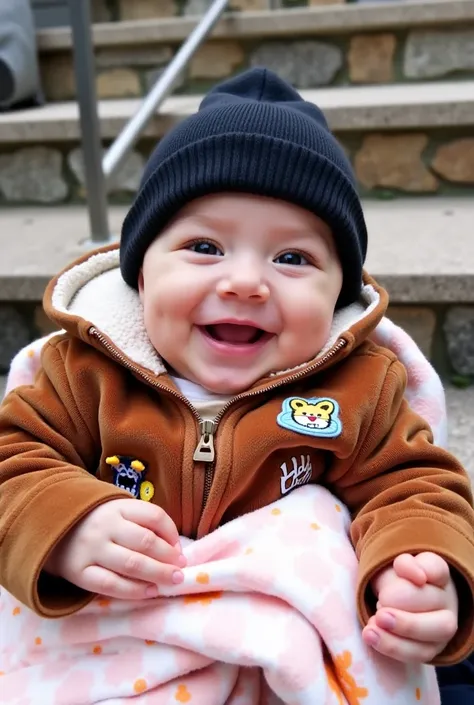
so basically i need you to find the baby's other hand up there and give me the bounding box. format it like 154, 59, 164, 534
363, 552, 458, 663
44, 499, 186, 600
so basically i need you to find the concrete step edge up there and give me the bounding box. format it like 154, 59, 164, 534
1, 81, 473, 144
37, 0, 474, 52
0, 198, 473, 303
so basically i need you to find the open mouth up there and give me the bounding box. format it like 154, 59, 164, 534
118, 476, 136, 493
204, 323, 269, 345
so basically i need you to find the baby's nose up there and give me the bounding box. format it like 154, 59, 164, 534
217, 273, 270, 302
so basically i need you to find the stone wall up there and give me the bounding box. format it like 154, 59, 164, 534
39, 26, 474, 104
92, 0, 349, 24
1, 132, 473, 206
1, 300, 473, 385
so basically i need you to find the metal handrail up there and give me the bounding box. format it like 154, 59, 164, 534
69, 0, 109, 242
68, 0, 230, 243
104, 0, 230, 180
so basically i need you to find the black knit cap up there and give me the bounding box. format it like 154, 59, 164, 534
121, 67, 367, 307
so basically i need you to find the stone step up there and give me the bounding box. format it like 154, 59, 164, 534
37, 0, 474, 53
2, 82, 472, 144
38, 0, 474, 51
35, 0, 474, 104
1, 198, 472, 304
0, 82, 473, 206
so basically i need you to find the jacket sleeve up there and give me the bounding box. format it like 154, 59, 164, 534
328, 358, 474, 666
0, 339, 131, 617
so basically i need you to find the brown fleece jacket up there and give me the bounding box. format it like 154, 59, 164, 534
0, 245, 473, 665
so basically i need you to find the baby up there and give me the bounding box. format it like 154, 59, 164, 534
0, 67, 473, 670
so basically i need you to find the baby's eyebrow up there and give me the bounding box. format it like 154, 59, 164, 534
183, 214, 234, 233
273, 227, 333, 254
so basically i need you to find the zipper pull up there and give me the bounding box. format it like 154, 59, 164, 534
193, 420, 217, 462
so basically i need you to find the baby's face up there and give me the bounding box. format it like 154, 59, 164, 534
138, 193, 343, 394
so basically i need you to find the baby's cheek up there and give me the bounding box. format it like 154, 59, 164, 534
279, 321, 327, 367
291, 308, 332, 354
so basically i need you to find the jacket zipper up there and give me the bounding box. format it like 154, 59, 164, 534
198, 338, 348, 511
89, 327, 347, 516
89, 327, 217, 518
89, 327, 203, 424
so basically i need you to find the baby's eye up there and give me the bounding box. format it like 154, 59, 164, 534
188, 241, 223, 256
274, 252, 309, 266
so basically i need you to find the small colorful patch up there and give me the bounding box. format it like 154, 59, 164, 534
277, 396, 342, 438
106, 455, 155, 501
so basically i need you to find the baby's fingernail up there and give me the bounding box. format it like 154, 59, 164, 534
175, 541, 182, 551
172, 570, 184, 584
364, 629, 379, 647
378, 612, 396, 630
177, 554, 187, 568
146, 585, 159, 598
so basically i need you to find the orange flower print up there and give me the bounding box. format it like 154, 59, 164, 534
175, 684, 192, 702
196, 572, 210, 585
325, 650, 369, 705
184, 591, 223, 606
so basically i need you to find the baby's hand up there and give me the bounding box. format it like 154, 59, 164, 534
44, 499, 186, 600
363, 552, 458, 663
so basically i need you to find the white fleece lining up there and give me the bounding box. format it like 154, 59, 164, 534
51, 248, 379, 378
52, 249, 166, 375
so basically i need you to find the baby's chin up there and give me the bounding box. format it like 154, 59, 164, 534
194, 376, 256, 396
165, 357, 280, 395
189, 369, 271, 396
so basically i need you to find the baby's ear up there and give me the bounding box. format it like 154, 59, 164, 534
138, 269, 144, 300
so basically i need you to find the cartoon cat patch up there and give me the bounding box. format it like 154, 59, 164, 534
106, 455, 155, 501
277, 397, 342, 438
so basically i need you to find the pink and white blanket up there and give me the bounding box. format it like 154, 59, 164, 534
0, 317, 446, 704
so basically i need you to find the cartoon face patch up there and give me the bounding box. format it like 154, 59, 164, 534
106, 455, 155, 501
277, 397, 342, 438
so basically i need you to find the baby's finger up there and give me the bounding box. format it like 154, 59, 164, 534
120, 502, 180, 548
101, 544, 184, 586
393, 554, 427, 587
375, 608, 457, 645
80, 564, 160, 600
363, 619, 440, 664
415, 553, 451, 589
378, 579, 446, 613
112, 520, 186, 568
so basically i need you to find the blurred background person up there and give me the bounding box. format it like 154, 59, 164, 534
0, 0, 43, 111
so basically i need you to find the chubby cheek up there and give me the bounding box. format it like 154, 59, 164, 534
281, 304, 333, 363
142, 301, 165, 354
143, 314, 189, 372
143, 277, 191, 322
141, 289, 174, 347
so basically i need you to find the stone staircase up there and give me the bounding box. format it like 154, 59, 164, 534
0, 0, 473, 391
3, 0, 474, 202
